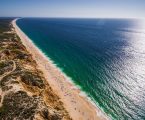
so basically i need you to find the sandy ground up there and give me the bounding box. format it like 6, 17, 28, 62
12, 19, 109, 120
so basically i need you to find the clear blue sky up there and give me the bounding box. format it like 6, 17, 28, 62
0, 0, 145, 18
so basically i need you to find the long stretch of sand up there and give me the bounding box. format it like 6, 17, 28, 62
12, 19, 109, 120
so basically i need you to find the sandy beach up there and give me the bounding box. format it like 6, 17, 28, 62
12, 19, 109, 120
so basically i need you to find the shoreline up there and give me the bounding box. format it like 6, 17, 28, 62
12, 18, 109, 120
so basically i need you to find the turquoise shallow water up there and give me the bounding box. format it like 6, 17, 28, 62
17, 18, 145, 120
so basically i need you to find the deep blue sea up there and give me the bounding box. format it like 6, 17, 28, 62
17, 18, 145, 120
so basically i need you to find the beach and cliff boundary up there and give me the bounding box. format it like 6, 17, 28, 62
12, 18, 109, 120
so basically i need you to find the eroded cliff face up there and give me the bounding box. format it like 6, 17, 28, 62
0, 19, 72, 120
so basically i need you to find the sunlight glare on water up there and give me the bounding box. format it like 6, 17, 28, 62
112, 19, 145, 119
17, 18, 145, 119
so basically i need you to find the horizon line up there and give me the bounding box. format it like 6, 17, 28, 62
0, 16, 145, 20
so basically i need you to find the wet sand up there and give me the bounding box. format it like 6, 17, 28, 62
12, 19, 109, 120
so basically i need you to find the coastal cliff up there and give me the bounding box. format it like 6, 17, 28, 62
0, 18, 72, 120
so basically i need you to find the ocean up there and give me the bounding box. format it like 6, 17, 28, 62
17, 18, 145, 120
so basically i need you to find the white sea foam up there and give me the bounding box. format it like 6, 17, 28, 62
14, 18, 110, 120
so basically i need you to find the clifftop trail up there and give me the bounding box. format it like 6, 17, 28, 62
0, 18, 72, 120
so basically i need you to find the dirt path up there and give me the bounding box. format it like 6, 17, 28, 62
0, 60, 16, 81
0, 60, 16, 107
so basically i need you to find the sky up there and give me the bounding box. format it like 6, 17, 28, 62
0, 0, 145, 18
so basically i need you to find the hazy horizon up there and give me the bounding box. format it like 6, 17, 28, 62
0, 0, 145, 19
